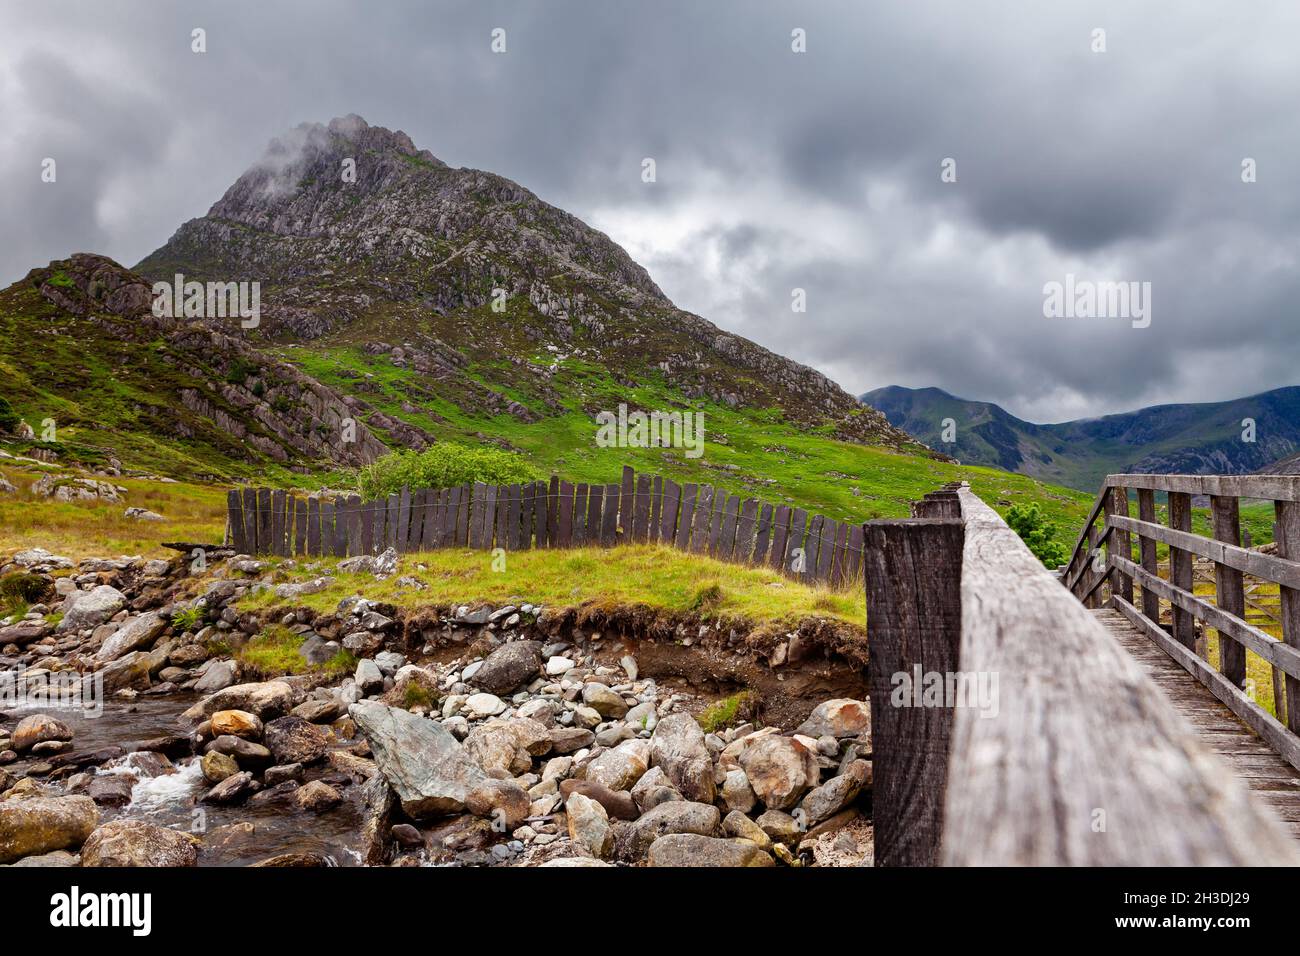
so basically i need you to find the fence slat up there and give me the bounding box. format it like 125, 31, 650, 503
753, 503, 772, 566
307, 498, 321, 557
786, 508, 808, 578
1169, 491, 1197, 653
769, 505, 791, 572
491, 485, 507, 550
335, 497, 351, 557
320, 499, 336, 558
586, 484, 604, 547
271, 490, 286, 557
256, 489, 272, 555
831, 520, 850, 587
1276, 500, 1300, 734
735, 499, 758, 564
557, 481, 575, 548
845, 523, 863, 586
294, 497, 308, 557
228, 491, 247, 553
518, 483, 535, 550
675, 484, 697, 550
1137, 489, 1160, 622
546, 477, 560, 547
241, 488, 258, 555
692, 487, 714, 555
660, 479, 680, 544
805, 515, 825, 582
345, 495, 361, 556
1211, 495, 1247, 690
816, 517, 837, 583
621, 466, 635, 529
573, 483, 589, 546
649, 475, 663, 544
505, 483, 522, 550
600, 484, 620, 546
632, 474, 651, 541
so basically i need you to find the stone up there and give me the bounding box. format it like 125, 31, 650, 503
625, 701, 657, 732
12, 547, 73, 569
294, 780, 343, 812
184, 680, 296, 721
756, 809, 802, 846
206, 736, 272, 768
87, 773, 135, 806
465, 778, 530, 829
548, 727, 595, 755
355, 658, 384, 694
650, 713, 715, 803
56, 585, 127, 632
202, 771, 255, 804
796, 699, 871, 740
464, 718, 551, 775
584, 738, 651, 792
94, 611, 166, 662
11, 714, 73, 753
194, 660, 236, 694
721, 769, 758, 814
625, 801, 721, 858
264, 763, 305, 786
0, 795, 98, 864
210, 709, 263, 739
263, 715, 330, 765
558, 779, 638, 820
201, 751, 240, 783
737, 735, 821, 810
391, 823, 423, 848
546, 656, 575, 676
799, 759, 870, 826
647, 833, 774, 867
81, 819, 199, 866
631, 766, 682, 812
581, 683, 628, 719
469, 641, 542, 694
565, 792, 613, 858
620, 655, 638, 681
464, 693, 507, 718
350, 701, 486, 817
723, 809, 772, 850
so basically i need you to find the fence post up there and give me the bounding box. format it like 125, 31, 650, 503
863, 515, 965, 867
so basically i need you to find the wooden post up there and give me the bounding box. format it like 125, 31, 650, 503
1136, 489, 1161, 623
1211, 495, 1247, 690
863, 517, 964, 867
1274, 501, 1300, 733
1168, 491, 1198, 654
1108, 486, 1134, 605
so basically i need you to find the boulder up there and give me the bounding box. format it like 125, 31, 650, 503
11, 714, 73, 753
548, 727, 594, 755
464, 718, 551, 775
647, 833, 774, 867
581, 683, 628, 719
0, 796, 98, 864
721, 769, 758, 814
465, 778, 530, 830
798, 759, 871, 826
183, 680, 296, 721
625, 800, 719, 858
94, 612, 166, 662
558, 779, 639, 820
193, 661, 236, 694
584, 738, 650, 792
649, 713, 715, 803
201, 771, 255, 805
201, 751, 239, 784
355, 659, 384, 695
294, 781, 343, 812
211, 709, 263, 739
81, 819, 199, 866
565, 792, 613, 858
468, 641, 542, 695
630, 766, 682, 812
56, 585, 126, 632
737, 735, 821, 810
263, 715, 330, 765
350, 701, 486, 817
796, 699, 871, 740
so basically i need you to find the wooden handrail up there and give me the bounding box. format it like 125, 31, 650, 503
865, 483, 1299, 865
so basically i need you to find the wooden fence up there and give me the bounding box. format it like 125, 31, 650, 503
864, 481, 1299, 865
1063, 473, 1300, 766
225, 464, 866, 589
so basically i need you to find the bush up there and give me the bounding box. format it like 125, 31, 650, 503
356, 443, 536, 499
1006, 503, 1069, 568
0, 396, 19, 434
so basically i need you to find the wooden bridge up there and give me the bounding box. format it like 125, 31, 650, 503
864, 476, 1300, 866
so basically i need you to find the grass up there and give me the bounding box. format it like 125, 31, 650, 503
236, 624, 357, 680
233, 543, 867, 628
699, 691, 756, 733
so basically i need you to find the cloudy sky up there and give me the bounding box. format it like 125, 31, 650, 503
3, 0, 1298, 422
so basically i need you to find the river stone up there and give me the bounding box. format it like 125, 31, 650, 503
798, 759, 871, 826
630, 766, 682, 812
184, 680, 296, 721
87, 773, 135, 806
796, 699, 871, 740
565, 792, 613, 858
584, 738, 650, 792
194, 661, 236, 694
464, 718, 551, 775
468, 641, 542, 695
202, 771, 255, 804
737, 735, 821, 810
723, 809, 772, 850
545, 656, 574, 676
11, 714, 73, 753
350, 701, 486, 818
647, 833, 774, 867
465, 778, 530, 829
721, 769, 758, 814
464, 693, 507, 718
558, 779, 639, 820
201, 751, 240, 783
206, 736, 273, 768
81, 819, 200, 867
581, 683, 628, 719
263, 715, 330, 765
0, 622, 50, 646
756, 809, 802, 846
57, 585, 126, 633
94, 611, 166, 662
549, 727, 595, 755
649, 713, 715, 803
625, 800, 720, 858
294, 780, 342, 812
0, 795, 98, 864
211, 709, 263, 739
625, 701, 657, 732
355, 659, 384, 694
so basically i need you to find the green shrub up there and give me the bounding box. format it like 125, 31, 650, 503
1, 572, 53, 610
1006, 503, 1069, 568
171, 605, 205, 633
0, 396, 19, 433
356, 443, 535, 499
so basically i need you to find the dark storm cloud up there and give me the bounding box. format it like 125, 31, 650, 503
3, 0, 1298, 421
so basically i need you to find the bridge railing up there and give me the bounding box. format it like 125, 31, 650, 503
1064, 474, 1300, 770
864, 482, 1298, 866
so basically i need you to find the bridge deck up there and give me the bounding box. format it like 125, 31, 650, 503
1093, 608, 1300, 840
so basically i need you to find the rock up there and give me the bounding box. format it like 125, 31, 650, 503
722, 810, 772, 850
56, 585, 126, 632
620, 655, 638, 681
202, 771, 256, 804
647, 833, 774, 867
468, 641, 542, 695
94, 611, 167, 662
565, 792, 613, 858
123, 507, 165, 521
545, 656, 575, 676
297, 635, 340, 666
721, 769, 758, 814
391, 823, 423, 848
0, 795, 98, 864
799, 759, 871, 826
465, 778, 530, 829
558, 779, 638, 820
355, 658, 384, 694
294, 780, 343, 812
650, 713, 715, 803
87, 774, 135, 806
264, 763, 304, 786
548, 727, 595, 755
81, 819, 199, 866
11, 714, 72, 753
584, 738, 650, 792
207, 736, 273, 768
536, 856, 613, 867
464, 693, 507, 719
737, 735, 821, 810
337, 547, 398, 578
201, 751, 240, 783
194, 661, 236, 694
756, 809, 803, 846
581, 683, 628, 719
349, 701, 486, 817
625, 701, 657, 732
12, 547, 73, 569
631, 766, 682, 812
464, 718, 551, 775
211, 709, 263, 739
625, 800, 719, 858
263, 715, 330, 765
184, 680, 296, 721
797, 699, 871, 740
0, 622, 50, 646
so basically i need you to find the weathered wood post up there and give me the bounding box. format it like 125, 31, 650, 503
863, 509, 964, 867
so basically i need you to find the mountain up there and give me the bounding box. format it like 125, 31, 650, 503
0, 115, 927, 486
862, 384, 1300, 492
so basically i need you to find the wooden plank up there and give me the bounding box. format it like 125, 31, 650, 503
863, 517, 964, 866
806, 515, 825, 583
1137, 489, 1161, 623
271, 490, 286, 558
256, 489, 272, 556
482, 484, 499, 550
943, 488, 1300, 865
632, 474, 652, 542
1110, 513, 1300, 591
361, 498, 376, 555
718, 494, 741, 561
517, 483, 534, 550
467, 483, 486, 549
307, 497, 321, 557
734, 499, 758, 564
1276, 499, 1300, 735
421, 489, 440, 552
572, 483, 589, 546
830, 519, 850, 587
320, 500, 336, 558
844, 523, 864, 587
294, 497, 308, 557
659, 479, 680, 545
1212, 495, 1247, 690
1107, 487, 1134, 604
505, 484, 522, 550
586, 484, 604, 547
752, 503, 772, 566
621, 465, 635, 528
546, 476, 560, 547
529, 480, 546, 548
816, 517, 837, 583
1168, 492, 1197, 653
227, 490, 247, 554
769, 505, 791, 572
408, 489, 426, 553
647, 475, 663, 544
395, 487, 412, 553
328, 496, 345, 557
384, 494, 398, 550
706, 494, 727, 558
344, 495, 360, 557
1109, 473, 1300, 502
785, 508, 808, 577
674, 483, 697, 551
691, 486, 714, 555
339, 496, 355, 557
554, 481, 572, 548
600, 483, 620, 546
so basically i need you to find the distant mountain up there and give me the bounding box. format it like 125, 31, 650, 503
861, 385, 1300, 492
